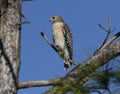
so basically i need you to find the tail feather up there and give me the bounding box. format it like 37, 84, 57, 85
63, 48, 72, 71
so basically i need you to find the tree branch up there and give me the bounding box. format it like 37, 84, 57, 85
18, 78, 61, 89
94, 17, 116, 55
94, 31, 119, 55
98, 24, 111, 50
40, 32, 58, 53
99, 31, 120, 52
44, 39, 120, 94
18, 32, 120, 93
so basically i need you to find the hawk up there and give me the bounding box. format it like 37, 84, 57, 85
49, 16, 73, 70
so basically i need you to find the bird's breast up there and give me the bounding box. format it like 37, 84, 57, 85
52, 22, 65, 48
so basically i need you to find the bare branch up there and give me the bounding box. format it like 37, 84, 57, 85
94, 17, 116, 55
98, 29, 111, 51
108, 16, 111, 32
18, 78, 61, 89
98, 24, 107, 32
98, 16, 114, 33
40, 32, 58, 53
40, 32, 79, 66
44, 40, 120, 94
107, 16, 116, 33
99, 32, 120, 52
19, 21, 31, 25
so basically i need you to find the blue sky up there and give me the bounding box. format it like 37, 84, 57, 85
18, 0, 120, 94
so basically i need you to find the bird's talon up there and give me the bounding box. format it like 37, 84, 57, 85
58, 51, 64, 57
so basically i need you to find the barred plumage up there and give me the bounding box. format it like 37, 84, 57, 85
63, 23, 73, 60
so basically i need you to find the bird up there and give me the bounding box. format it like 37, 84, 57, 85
49, 16, 73, 70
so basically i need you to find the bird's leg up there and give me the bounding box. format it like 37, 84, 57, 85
58, 50, 64, 58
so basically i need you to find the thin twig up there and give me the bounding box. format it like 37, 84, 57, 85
40, 32, 58, 53
100, 17, 112, 46
94, 17, 115, 55
99, 31, 120, 52
95, 32, 120, 55
108, 16, 111, 32
98, 24, 107, 32
20, 21, 31, 24
98, 28, 111, 51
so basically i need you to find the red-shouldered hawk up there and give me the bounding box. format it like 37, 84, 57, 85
49, 16, 73, 70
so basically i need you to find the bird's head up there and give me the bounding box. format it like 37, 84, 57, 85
49, 16, 63, 23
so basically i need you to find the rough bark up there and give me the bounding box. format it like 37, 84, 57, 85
0, 0, 21, 94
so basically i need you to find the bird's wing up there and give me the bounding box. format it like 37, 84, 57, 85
62, 23, 73, 60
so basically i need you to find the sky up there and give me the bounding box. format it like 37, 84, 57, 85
18, 0, 120, 94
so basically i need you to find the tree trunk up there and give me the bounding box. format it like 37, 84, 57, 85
0, 0, 21, 94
